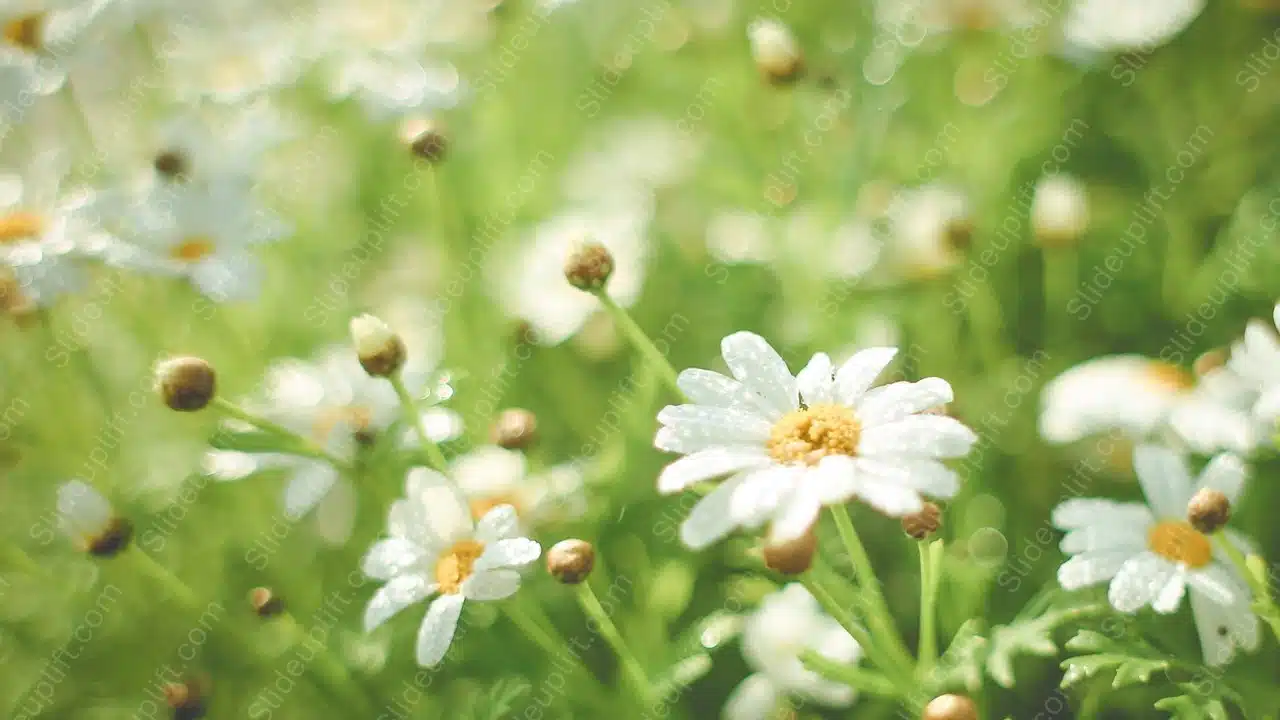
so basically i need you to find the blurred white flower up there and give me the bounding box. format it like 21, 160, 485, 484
884, 184, 972, 281
361, 468, 541, 667
655, 332, 975, 549
1031, 174, 1089, 247
1053, 445, 1258, 666
450, 445, 586, 529
109, 179, 288, 302
1039, 355, 1257, 454
746, 17, 802, 82
1227, 303, 1280, 426
0, 0, 110, 94
56, 478, 114, 549
561, 117, 701, 205
1064, 0, 1204, 52
158, 7, 309, 104
724, 584, 861, 720
130, 103, 289, 189
497, 202, 652, 345
705, 207, 880, 281
873, 0, 1040, 40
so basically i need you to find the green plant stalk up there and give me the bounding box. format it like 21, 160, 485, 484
122, 546, 200, 610
828, 505, 916, 673
388, 372, 449, 471
575, 580, 655, 707
798, 570, 913, 693
275, 613, 376, 715
916, 539, 943, 674
210, 397, 351, 470
799, 649, 899, 698
592, 290, 683, 400
3, 544, 43, 575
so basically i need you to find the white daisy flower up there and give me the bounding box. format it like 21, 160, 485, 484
497, 201, 652, 345
361, 468, 542, 667
450, 446, 586, 528
1064, 0, 1204, 52
724, 584, 861, 720
705, 208, 881, 282
884, 183, 972, 281
873, 0, 1040, 40
1053, 445, 1259, 666
127, 102, 288, 189
0, 0, 109, 95
655, 332, 976, 549
109, 179, 288, 302
1227, 303, 1280, 425
57, 479, 131, 555
1039, 355, 1257, 454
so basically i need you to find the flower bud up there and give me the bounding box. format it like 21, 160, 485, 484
155, 356, 217, 411
490, 408, 538, 450
399, 117, 448, 164
249, 587, 285, 618
350, 314, 406, 377
902, 502, 942, 540
58, 480, 132, 557
748, 18, 803, 83
564, 242, 614, 291
1187, 488, 1231, 534
762, 528, 816, 575
1032, 174, 1089, 248
154, 149, 190, 181
546, 539, 595, 584
922, 694, 978, 720
164, 676, 209, 720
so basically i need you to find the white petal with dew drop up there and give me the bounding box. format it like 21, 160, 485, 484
415, 593, 465, 667
362, 538, 425, 581
857, 415, 976, 459
657, 446, 772, 494
1151, 570, 1187, 614
420, 480, 474, 547
1133, 444, 1193, 519
1194, 453, 1247, 504
768, 485, 823, 543
855, 377, 952, 426
1060, 525, 1146, 555
1186, 565, 1241, 607
833, 347, 897, 406
1189, 585, 1260, 668
654, 405, 773, 454
1058, 549, 1133, 589
473, 538, 541, 573
1108, 552, 1172, 613
809, 455, 861, 505
677, 368, 774, 414
720, 332, 797, 416
462, 569, 522, 601
856, 456, 960, 499
795, 353, 834, 405
475, 505, 519, 544
680, 474, 749, 549
1051, 499, 1153, 530
728, 466, 799, 529
853, 478, 924, 517
364, 574, 434, 632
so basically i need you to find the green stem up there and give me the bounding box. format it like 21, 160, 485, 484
591, 291, 683, 400
276, 613, 375, 715
828, 505, 916, 673
575, 580, 654, 706
210, 398, 351, 470
122, 546, 199, 611
799, 649, 899, 697
388, 373, 448, 471
2, 544, 43, 576
798, 570, 911, 691
916, 541, 939, 674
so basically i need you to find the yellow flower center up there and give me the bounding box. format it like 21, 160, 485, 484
170, 236, 216, 262
469, 493, 524, 521
3, 14, 43, 52
311, 405, 373, 444
1147, 520, 1212, 568
435, 539, 485, 594
767, 403, 861, 466
0, 212, 45, 243
1145, 362, 1194, 392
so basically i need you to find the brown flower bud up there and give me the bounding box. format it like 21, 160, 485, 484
547, 539, 595, 584
164, 676, 209, 720
1187, 488, 1231, 534
490, 408, 538, 450
249, 587, 285, 618
87, 517, 133, 558
762, 528, 816, 575
399, 117, 448, 164
155, 356, 217, 412
350, 314, 407, 377
902, 503, 942, 540
922, 694, 978, 720
153, 149, 189, 180
564, 242, 614, 291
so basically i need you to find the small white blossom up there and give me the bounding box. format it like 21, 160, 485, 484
1064, 0, 1204, 52
450, 446, 586, 529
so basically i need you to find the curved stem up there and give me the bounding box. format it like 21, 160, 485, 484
799, 649, 899, 697
828, 505, 916, 673
799, 569, 913, 692
388, 373, 448, 471
575, 580, 654, 706
591, 291, 683, 400
211, 398, 351, 470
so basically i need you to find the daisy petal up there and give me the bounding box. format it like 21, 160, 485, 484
364, 575, 434, 632
474, 538, 541, 572
856, 456, 960, 499
853, 478, 924, 517
1151, 570, 1187, 614
282, 462, 339, 519
858, 415, 977, 459
1190, 586, 1260, 667
810, 455, 861, 504
475, 504, 519, 544
1133, 444, 1193, 519
462, 569, 522, 601
1058, 549, 1131, 589
1186, 565, 1242, 607
768, 486, 822, 543
420, 481, 474, 546
1194, 453, 1246, 504
721, 332, 797, 416
724, 673, 780, 720
361, 538, 424, 580
729, 466, 800, 528
855, 377, 953, 426
657, 446, 772, 494
680, 474, 749, 550
655, 405, 772, 453
834, 347, 898, 405
677, 368, 772, 414
1051, 499, 1153, 530
795, 353, 834, 405
1108, 552, 1172, 613
415, 593, 465, 667
1060, 525, 1147, 554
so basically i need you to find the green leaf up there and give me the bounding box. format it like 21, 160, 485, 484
985, 603, 1106, 688
208, 429, 295, 454
464, 677, 531, 720
1059, 629, 1170, 690
1155, 693, 1229, 720
930, 619, 988, 692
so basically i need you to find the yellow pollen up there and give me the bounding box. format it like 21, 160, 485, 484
1145, 362, 1194, 392
3, 14, 43, 52
435, 539, 485, 594
170, 236, 216, 262
767, 403, 861, 466
469, 493, 523, 521
1147, 521, 1212, 568
0, 212, 44, 243
311, 405, 373, 444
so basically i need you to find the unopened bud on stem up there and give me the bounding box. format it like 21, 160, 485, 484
350, 314, 406, 377
155, 356, 217, 412
564, 242, 614, 291
249, 587, 285, 618
490, 408, 538, 449
902, 502, 942, 540
923, 694, 978, 720
748, 18, 803, 83
1187, 488, 1231, 534
547, 539, 595, 584
762, 528, 816, 575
